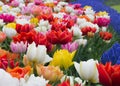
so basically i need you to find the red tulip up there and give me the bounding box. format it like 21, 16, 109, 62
13, 30, 36, 44
97, 62, 120, 86
81, 27, 96, 35
16, 24, 34, 33
34, 32, 53, 51
47, 30, 72, 44
99, 31, 112, 40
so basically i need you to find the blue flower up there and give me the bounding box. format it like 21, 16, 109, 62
101, 42, 120, 65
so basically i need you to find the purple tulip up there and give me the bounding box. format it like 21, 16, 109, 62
0, 14, 15, 23
61, 42, 79, 52
10, 41, 27, 53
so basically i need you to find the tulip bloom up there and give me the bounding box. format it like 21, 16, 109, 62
26, 42, 52, 64
16, 24, 34, 33
36, 65, 63, 82
0, 14, 15, 23
74, 59, 99, 83
20, 74, 48, 86
94, 17, 110, 27
0, 31, 6, 43
97, 62, 120, 86
10, 41, 27, 53
61, 42, 79, 52
47, 30, 72, 44
0, 69, 19, 86
50, 49, 76, 69
99, 31, 112, 40
7, 66, 31, 79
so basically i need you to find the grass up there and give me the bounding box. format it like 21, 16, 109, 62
112, 5, 120, 13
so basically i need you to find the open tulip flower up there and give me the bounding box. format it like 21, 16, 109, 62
50, 49, 76, 69
74, 59, 99, 83
97, 62, 120, 86
36, 65, 63, 82
26, 42, 52, 64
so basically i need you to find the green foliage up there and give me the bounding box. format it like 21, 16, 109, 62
74, 26, 120, 62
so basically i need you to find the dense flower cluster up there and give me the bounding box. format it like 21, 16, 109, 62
0, 0, 119, 86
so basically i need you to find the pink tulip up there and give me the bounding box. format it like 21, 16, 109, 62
10, 0, 19, 7
34, 0, 43, 5
94, 17, 110, 27
10, 41, 27, 53
0, 14, 15, 23
61, 42, 79, 52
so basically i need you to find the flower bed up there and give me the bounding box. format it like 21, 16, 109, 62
0, 0, 119, 86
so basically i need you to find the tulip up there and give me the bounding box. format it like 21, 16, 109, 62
2, 26, 17, 38
47, 30, 72, 44
10, 0, 19, 7
94, 17, 110, 27
61, 42, 79, 52
26, 42, 52, 64
50, 49, 76, 69
6, 66, 31, 79
99, 31, 112, 40
20, 74, 48, 86
34, 0, 42, 5
30, 17, 39, 27
15, 24, 34, 33
13, 30, 36, 44
97, 62, 120, 86
0, 14, 15, 23
36, 65, 63, 82
0, 69, 19, 86
10, 41, 27, 53
0, 31, 6, 43
74, 59, 99, 83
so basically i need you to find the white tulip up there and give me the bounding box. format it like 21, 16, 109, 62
20, 74, 48, 86
2, 26, 17, 38
75, 39, 87, 47
71, 25, 82, 38
35, 19, 51, 33
74, 59, 99, 83
26, 42, 52, 64
0, 19, 5, 27
16, 19, 30, 25
0, 69, 19, 86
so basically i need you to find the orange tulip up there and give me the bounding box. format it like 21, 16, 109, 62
36, 65, 63, 82
7, 66, 32, 79
0, 31, 6, 43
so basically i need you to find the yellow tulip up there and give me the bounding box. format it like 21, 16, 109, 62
97, 11, 108, 16
50, 49, 76, 69
30, 18, 39, 26
6, 23, 16, 29
84, 6, 92, 10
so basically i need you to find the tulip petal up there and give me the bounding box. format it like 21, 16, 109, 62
43, 55, 52, 64
97, 64, 112, 86
74, 62, 80, 76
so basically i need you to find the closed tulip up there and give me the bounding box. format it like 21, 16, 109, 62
0, 31, 6, 43
74, 59, 99, 83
